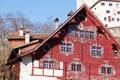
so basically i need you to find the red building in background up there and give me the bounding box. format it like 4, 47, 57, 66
7, 4, 120, 80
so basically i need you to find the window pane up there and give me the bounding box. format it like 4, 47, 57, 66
69, 28, 74, 36
61, 42, 66, 52
91, 46, 96, 56
71, 64, 76, 71
107, 67, 112, 74
102, 67, 106, 74
49, 61, 54, 69
90, 32, 94, 38
80, 30, 84, 37
67, 43, 72, 52
85, 31, 89, 38
77, 64, 81, 71
97, 47, 102, 56
44, 61, 48, 68
75, 29, 79, 36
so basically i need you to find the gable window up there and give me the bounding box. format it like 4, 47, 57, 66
44, 61, 54, 69
60, 41, 73, 53
61, 29, 66, 36
80, 30, 84, 37
71, 64, 81, 71
101, 66, 112, 74
90, 32, 95, 38
91, 44, 103, 57
85, 31, 89, 38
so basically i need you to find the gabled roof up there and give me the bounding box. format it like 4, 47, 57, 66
7, 4, 120, 65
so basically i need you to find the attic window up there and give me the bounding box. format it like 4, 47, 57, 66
44, 61, 54, 69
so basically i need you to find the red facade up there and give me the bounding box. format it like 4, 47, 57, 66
7, 4, 120, 80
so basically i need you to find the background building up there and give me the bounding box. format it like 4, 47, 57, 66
76, 0, 120, 42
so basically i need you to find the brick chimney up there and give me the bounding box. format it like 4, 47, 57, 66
54, 18, 59, 30
25, 29, 30, 43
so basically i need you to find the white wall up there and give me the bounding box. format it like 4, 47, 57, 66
91, 1, 120, 28
76, 0, 98, 9
19, 55, 63, 80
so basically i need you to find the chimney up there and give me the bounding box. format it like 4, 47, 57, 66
54, 18, 59, 30
19, 25, 24, 36
25, 29, 30, 43
67, 11, 74, 18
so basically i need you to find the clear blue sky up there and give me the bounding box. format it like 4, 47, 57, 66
0, 0, 76, 23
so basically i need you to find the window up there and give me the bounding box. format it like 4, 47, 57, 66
71, 64, 81, 71
90, 32, 94, 39
117, 11, 120, 14
117, 18, 120, 22
80, 30, 84, 37
75, 29, 79, 36
109, 3, 112, 6
108, 16, 111, 22
104, 17, 106, 21
102, 67, 106, 74
116, 4, 119, 8
69, 28, 74, 36
85, 31, 89, 38
91, 46, 96, 56
60, 42, 72, 52
91, 45, 103, 57
44, 61, 54, 69
101, 3, 105, 6
106, 10, 110, 13
112, 18, 115, 21
101, 66, 112, 75
44, 61, 49, 68
71, 64, 76, 71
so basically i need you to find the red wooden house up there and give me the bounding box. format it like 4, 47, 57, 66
7, 4, 120, 80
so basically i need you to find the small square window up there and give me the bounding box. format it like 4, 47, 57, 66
109, 3, 112, 6
117, 11, 120, 14
112, 18, 115, 21
104, 17, 106, 20
106, 10, 110, 13
117, 18, 120, 22
101, 3, 105, 6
